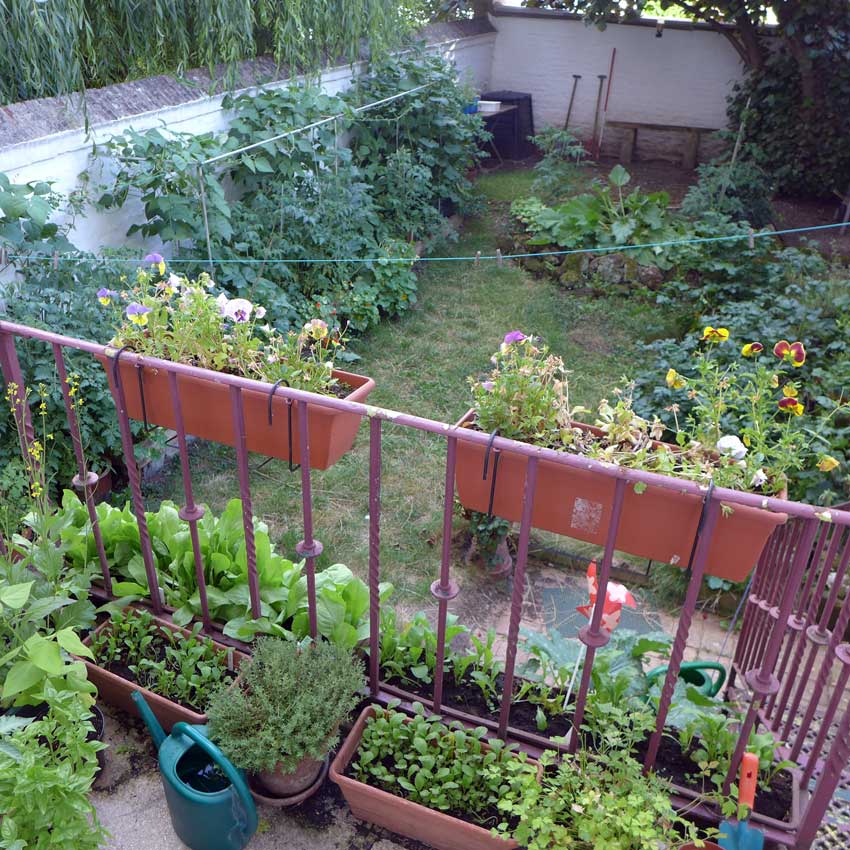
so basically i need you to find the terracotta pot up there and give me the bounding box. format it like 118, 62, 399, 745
331, 706, 520, 850
248, 759, 328, 808
82, 614, 248, 733
454, 410, 787, 582
257, 756, 325, 797
96, 353, 375, 470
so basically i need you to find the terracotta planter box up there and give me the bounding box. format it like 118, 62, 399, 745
96, 353, 375, 470
82, 614, 248, 733
331, 706, 521, 850
454, 410, 787, 582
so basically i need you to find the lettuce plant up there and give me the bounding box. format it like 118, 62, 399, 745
58, 492, 390, 646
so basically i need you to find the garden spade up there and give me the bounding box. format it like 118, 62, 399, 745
718, 752, 764, 850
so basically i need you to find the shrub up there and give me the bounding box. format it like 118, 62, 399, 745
208, 638, 364, 774
529, 127, 586, 201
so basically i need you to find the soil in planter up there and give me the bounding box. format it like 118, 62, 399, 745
95, 633, 235, 715
635, 733, 794, 823
384, 670, 574, 742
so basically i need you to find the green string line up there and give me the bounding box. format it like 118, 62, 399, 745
3, 220, 847, 266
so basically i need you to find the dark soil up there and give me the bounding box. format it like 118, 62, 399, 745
383, 670, 574, 742
635, 732, 794, 823
96, 630, 233, 714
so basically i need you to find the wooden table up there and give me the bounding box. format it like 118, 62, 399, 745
605, 120, 718, 170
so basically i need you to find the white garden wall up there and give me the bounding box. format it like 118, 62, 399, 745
0, 22, 495, 253
487, 5, 746, 161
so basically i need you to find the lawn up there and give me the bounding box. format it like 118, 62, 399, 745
145, 167, 685, 604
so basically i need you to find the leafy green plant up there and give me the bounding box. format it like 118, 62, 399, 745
89, 607, 236, 712
352, 701, 528, 823
513, 166, 683, 268
346, 49, 488, 216
0, 686, 106, 850
58, 491, 387, 645
529, 127, 587, 201
681, 147, 775, 228
208, 637, 364, 774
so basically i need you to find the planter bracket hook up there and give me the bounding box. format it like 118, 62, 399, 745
267, 378, 299, 473
112, 345, 149, 430
482, 428, 502, 521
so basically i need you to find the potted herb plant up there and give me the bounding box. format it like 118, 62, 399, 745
95, 258, 375, 469
207, 637, 364, 805
83, 606, 247, 731
331, 701, 536, 850
456, 331, 841, 581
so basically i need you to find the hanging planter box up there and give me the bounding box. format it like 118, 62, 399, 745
96, 353, 375, 470
454, 410, 787, 582
331, 706, 524, 850
82, 614, 248, 733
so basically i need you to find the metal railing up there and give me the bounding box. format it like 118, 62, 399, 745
1, 317, 848, 849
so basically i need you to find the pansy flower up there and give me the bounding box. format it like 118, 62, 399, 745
503, 330, 526, 345
701, 326, 729, 343
224, 298, 253, 323
773, 339, 806, 367
741, 341, 763, 357
97, 288, 118, 306
778, 396, 804, 416
665, 368, 686, 389
126, 303, 151, 327
818, 455, 840, 473
143, 252, 167, 276
303, 318, 329, 341
782, 383, 799, 399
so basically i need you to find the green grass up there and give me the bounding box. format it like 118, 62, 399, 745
146, 168, 683, 605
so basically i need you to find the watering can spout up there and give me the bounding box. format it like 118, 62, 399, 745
132, 690, 166, 750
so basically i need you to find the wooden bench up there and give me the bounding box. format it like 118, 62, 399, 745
605, 120, 719, 170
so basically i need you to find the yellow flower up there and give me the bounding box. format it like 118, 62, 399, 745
782, 384, 798, 399
770, 374, 780, 389
665, 368, 686, 389
741, 341, 764, 357
818, 455, 840, 473
701, 326, 730, 343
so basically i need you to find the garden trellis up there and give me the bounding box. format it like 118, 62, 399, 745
2, 314, 850, 848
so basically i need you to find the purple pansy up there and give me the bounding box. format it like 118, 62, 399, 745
503, 331, 526, 345
126, 303, 152, 326
482, 381, 494, 392
97, 288, 118, 305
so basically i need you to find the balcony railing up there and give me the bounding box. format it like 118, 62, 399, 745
1, 316, 848, 849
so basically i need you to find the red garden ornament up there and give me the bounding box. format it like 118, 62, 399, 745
575, 560, 636, 633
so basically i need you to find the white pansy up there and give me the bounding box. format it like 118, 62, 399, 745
716, 434, 747, 461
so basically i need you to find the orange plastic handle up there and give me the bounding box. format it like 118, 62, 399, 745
739, 752, 759, 810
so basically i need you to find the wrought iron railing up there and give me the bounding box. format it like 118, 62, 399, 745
1, 317, 848, 849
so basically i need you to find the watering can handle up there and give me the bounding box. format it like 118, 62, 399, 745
171, 722, 259, 836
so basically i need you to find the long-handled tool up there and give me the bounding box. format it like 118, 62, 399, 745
591, 74, 606, 158
595, 47, 617, 159
564, 74, 581, 130
718, 752, 764, 850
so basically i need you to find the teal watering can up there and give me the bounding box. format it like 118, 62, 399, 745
646, 660, 727, 698
132, 691, 258, 850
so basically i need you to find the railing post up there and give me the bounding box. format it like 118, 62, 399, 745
644, 497, 720, 771
169, 372, 211, 629
230, 386, 261, 620
296, 400, 321, 640
432, 437, 460, 715
368, 417, 382, 696
52, 344, 112, 594
106, 354, 162, 613
497, 455, 538, 739
567, 477, 627, 753
721, 518, 819, 795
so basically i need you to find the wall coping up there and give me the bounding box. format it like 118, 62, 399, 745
0, 19, 495, 151
490, 2, 776, 36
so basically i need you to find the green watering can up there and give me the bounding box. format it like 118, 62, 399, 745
132, 691, 258, 850
645, 660, 727, 698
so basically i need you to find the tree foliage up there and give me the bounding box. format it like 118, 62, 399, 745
0, 0, 406, 105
